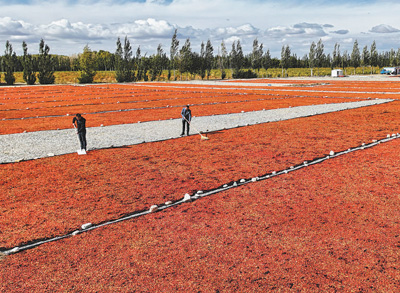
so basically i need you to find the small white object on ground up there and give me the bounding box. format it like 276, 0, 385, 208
149, 205, 158, 213
81, 223, 92, 230
183, 193, 191, 202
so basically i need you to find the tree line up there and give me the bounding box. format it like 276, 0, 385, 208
1, 31, 400, 85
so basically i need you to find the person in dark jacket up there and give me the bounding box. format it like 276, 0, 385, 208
181, 105, 192, 136
72, 113, 87, 151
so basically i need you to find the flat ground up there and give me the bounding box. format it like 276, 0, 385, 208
1, 75, 400, 292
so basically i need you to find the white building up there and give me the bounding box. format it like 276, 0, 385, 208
331, 69, 344, 77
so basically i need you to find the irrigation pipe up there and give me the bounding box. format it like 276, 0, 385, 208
2, 133, 400, 256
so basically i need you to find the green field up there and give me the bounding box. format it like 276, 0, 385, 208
0, 66, 382, 84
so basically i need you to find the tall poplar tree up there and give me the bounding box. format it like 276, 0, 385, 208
315, 39, 324, 75
123, 36, 135, 82
38, 39, 55, 84
230, 40, 244, 75
370, 41, 378, 74
149, 44, 167, 81
205, 39, 214, 79
2, 41, 16, 85
115, 37, 124, 82
332, 43, 341, 69
309, 41, 316, 76
351, 40, 361, 74
170, 29, 179, 80
199, 42, 206, 79
280, 45, 291, 77
251, 38, 263, 73
361, 45, 370, 74
262, 49, 272, 77
179, 38, 193, 80
22, 41, 36, 85
219, 40, 228, 79
115, 36, 134, 82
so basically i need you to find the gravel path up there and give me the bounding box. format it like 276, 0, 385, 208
0, 99, 392, 164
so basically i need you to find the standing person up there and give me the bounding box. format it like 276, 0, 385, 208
72, 113, 87, 151
181, 105, 192, 136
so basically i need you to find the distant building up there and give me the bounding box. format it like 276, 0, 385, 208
331, 69, 344, 77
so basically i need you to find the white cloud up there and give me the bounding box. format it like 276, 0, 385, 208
112, 18, 175, 39
266, 23, 327, 39
0, 17, 30, 36
370, 24, 400, 33
331, 30, 349, 35
1, 0, 400, 57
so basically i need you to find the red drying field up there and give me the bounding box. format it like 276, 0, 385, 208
1, 99, 400, 248
1, 79, 400, 291
0, 81, 383, 134
1, 128, 400, 292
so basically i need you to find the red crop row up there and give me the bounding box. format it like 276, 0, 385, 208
0, 92, 346, 119
0, 87, 360, 134
1, 99, 399, 249
224, 78, 400, 90
1, 124, 400, 292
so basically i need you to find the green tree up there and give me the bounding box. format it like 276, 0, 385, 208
115, 36, 135, 82
149, 44, 167, 81
280, 45, 291, 77
123, 36, 135, 82
332, 43, 341, 69
389, 48, 396, 66
370, 41, 378, 73
361, 45, 370, 74
341, 50, 349, 73
22, 41, 37, 85
38, 39, 55, 84
136, 46, 145, 81
78, 45, 96, 84
205, 39, 214, 79
251, 38, 263, 73
308, 41, 316, 76
115, 37, 124, 82
350, 40, 361, 74
395, 49, 400, 67
170, 29, 179, 80
199, 42, 206, 79
2, 41, 16, 85
262, 49, 272, 77
230, 40, 244, 75
178, 38, 193, 80
96, 50, 114, 71
219, 40, 228, 79
315, 39, 324, 75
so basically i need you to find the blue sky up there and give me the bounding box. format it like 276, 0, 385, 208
0, 0, 399, 57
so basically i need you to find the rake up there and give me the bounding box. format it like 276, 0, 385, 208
184, 117, 209, 140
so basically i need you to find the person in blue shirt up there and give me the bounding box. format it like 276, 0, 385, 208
181, 105, 192, 136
